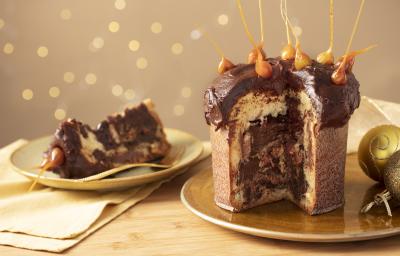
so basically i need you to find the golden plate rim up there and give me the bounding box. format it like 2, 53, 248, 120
9, 128, 203, 190
180, 167, 400, 243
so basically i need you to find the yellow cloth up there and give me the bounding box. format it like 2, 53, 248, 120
0, 140, 210, 252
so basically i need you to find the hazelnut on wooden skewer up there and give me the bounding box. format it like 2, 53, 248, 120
331, 0, 366, 85
280, 0, 295, 60
248, 0, 267, 65
280, 0, 311, 70
200, 28, 236, 74
236, 0, 272, 78
317, 0, 335, 65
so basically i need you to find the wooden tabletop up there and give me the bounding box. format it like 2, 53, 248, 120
2, 154, 400, 255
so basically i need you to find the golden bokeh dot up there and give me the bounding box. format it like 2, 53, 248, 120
22, 89, 33, 101
0, 18, 5, 30
60, 9, 72, 20
218, 14, 229, 26
136, 57, 148, 69
85, 73, 97, 85
49, 86, 61, 98
37, 46, 48, 58
181, 87, 192, 98
108, 21, 120, 33
114, 0, 126, 10
293, 26, 303, 37
63, 72, 75, 83
171, 43, 183, 55
190, 30, 202, 40
173, 104, 185, 116
111, 84, 123, 96
54, 108, 66, 120
124, 89, 136, 100
92, 37, 104, 49
3, 43, 14, 54
150, 22, 162, 34
128, 40, 140, 52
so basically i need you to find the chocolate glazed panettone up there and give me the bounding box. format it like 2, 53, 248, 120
204, 59, 360, 215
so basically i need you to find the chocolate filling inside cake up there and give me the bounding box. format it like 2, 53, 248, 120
238, 96, 307, 206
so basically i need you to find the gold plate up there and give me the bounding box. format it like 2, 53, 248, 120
181, 155, 400, 242
10, 128, 203, 191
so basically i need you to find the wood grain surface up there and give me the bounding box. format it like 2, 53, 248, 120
1, 154, 400, 256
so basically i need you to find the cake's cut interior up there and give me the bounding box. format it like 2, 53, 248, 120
238, 94, 308, 206
205, 60, 359, 215
46, 99, 170, 179
212, 89, 319, 213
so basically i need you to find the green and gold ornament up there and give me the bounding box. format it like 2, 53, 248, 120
358, 125, 400, 216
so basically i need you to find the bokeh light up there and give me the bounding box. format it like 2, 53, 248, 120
173, 104, 185, 116
124, 89, 136, 100
92, 37, 104, 49
171, 43, 183, 55
37, 46, 49, 58
3, 43, 14, 54
60, 9, 72, 20
54, 108, 66, 120
49, 86, 61, 98
218, 14, 229, 26
150, 22, 162, 34
128, 40, 140, 52
190, 30, 202, 40
136, 57, 148, 69
63, 72, 75, 83
181, 87, 192, 98
114, 0, 126, 10
85, 73, 97, 85
22, 89, 33, 101
112, 84, 123, 96
108, 21, 120, 33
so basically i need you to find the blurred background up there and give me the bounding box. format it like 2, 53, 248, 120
0, 0, 398, 146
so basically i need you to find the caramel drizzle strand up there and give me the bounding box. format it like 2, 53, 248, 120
332, 0, 366, 85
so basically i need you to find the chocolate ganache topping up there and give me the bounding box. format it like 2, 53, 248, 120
204, 57, 360, 130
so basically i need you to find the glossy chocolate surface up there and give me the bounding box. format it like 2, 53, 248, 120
204, 58, 360, 129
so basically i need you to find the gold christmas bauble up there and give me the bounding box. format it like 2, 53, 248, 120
358, 125, 400, 182
384, 150, 400, 201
